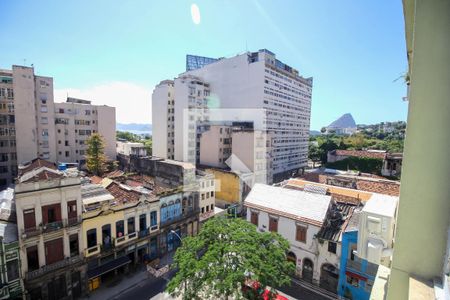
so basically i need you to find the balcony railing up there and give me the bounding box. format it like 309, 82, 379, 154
42, 221, 64, 233
160, 208, 200, 227
21, 227, 41, 239
85, 244, 100, 257
65, 216, 82, 227
139, 229, 149, 238
26, 255, 81, 281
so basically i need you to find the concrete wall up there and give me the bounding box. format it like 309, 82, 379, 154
13, 66, 40, 164
96, 105, 116, 160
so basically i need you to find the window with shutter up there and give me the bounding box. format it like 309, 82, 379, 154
250, 212, 258, 226
23, 209, 36, 230
296, 225, 307, 243
269, 217, 278, 232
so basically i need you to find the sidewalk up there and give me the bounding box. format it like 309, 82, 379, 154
81, 266, 152, 300
82, 252, 176, 300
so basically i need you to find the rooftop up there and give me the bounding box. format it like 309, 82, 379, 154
81, 184, 115, 206
362, 193, 399, 217
18, 158, 57, 176
285, 179, 373, 203
330, 149, 387, 160
245, 183, 331, 226
0, 222, 18, 243
0, 188, 15, 222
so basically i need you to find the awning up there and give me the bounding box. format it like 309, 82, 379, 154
87, 256, 131, 279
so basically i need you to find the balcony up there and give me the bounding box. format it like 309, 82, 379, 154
65, 216, 82, 227
42, 221, 64, 233
85, 244, 100, 257
139, 229, 149, 238
160, 208, 199, 228
114, 232, 138, 247
26, 255, 82, 281
21, 227, 41, 239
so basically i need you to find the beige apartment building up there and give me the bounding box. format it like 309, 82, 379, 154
200, 122, 268, 184
0, 65, 116, 188
54, 97, 116, 165
15, 159, 86, 299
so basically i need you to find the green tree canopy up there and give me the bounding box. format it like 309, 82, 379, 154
166, 217, 295, 300
86, 133, 108, 175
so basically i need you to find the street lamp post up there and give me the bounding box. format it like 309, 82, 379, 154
170, 230, 182, 244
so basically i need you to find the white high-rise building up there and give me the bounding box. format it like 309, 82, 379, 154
152, 49, 312, 183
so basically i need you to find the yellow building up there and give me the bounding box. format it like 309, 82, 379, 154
205, 168, 252, 212
81, 182, 161, 291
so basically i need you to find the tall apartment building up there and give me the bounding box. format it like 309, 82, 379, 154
0, 66, 116, 188
152, 49, 312, 183
152, 80, 175, 159
54, 97, 116, 165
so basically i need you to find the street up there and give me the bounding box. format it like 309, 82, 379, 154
115, 275, 337, 300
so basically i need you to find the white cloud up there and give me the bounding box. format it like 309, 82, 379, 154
54, 82, 153, 124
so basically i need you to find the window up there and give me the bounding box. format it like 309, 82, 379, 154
6, 260, 19, 281
23, 209, 36, 230
40, 105, 48, 113
87, 229, 97, 248
42, 129, 48, 136
26, 246, 39, 271
150, 211, 157, 227
211, 191, 214, 197
201, 207, 205, 214
296, 225, 307, 243
328, 241, 337, 254
250, 212, 258, 226
116, 220, 124, 238
69, 234, 79, 257
65, 140, 69, 146
211, 204, 214, 210
127, 217, 135, 234
269, 217, 278, 232
41, 117, 48, 124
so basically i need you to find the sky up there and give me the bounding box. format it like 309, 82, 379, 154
0, 0, 408, 130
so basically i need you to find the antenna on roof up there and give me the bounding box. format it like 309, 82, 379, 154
23, 59, 26, 66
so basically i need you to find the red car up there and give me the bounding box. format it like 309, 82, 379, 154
242, 279, 289, 300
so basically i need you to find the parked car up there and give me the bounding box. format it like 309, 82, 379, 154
242, 279, 289, 300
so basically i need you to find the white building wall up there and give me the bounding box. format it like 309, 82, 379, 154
152, 81, 174, 159
246, 207, 322, 282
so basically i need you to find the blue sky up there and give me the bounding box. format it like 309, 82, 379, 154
0, 0, 408, 129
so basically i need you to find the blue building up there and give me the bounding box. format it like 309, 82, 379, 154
338, 214, 378, 300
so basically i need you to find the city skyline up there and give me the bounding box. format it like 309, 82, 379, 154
1, 1, 408, 129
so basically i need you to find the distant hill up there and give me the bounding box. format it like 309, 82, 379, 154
117, 123, 152, 134
328, 113, 356, 129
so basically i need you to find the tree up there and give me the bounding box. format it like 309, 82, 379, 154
318, 138, 338, 164
86, 133, 108, 175
116, 130, 140, 142
308, 142, 322, 168
166, 217, 295, 300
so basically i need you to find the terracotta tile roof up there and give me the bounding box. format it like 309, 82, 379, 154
90, 176, 103, 184
286, 179, 372, 203
105, 170, 124, 178
106, 182, 141, 205
19, 158, 57, 176
332, 150, 386, 160
298, 172, 400, 197
21, 170, 63, 183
